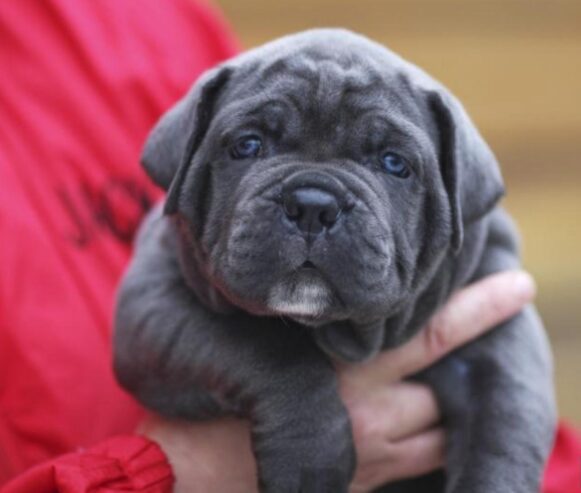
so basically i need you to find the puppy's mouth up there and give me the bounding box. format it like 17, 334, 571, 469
267, 263, 335, 325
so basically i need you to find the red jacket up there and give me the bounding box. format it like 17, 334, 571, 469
0, 1, 578, 491
0, 0, 236, 489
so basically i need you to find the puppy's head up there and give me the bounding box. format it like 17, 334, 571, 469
142, 29, 504, 362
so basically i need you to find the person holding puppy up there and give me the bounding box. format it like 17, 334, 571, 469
0, 1, 579, 493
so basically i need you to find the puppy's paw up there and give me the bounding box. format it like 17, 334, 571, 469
253, 407, 355, 493
257, 452, 354, 493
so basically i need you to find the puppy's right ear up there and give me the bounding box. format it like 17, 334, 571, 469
141, 66, 232, 214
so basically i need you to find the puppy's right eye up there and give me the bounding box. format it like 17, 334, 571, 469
231, 136, 262, 159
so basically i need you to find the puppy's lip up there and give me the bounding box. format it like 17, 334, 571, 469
300, 260, 317, 270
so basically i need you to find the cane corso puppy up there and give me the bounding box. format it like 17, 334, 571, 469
114, 29, 556, 492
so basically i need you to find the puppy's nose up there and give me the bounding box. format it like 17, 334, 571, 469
283, 187, 341, 235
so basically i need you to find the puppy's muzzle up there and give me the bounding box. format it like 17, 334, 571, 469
281, 171, 354, 237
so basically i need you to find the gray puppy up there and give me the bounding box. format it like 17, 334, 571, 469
114, 29, 556, 493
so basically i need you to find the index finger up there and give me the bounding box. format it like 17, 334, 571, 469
341, 270, 535, 384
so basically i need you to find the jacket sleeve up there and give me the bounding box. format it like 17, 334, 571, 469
0, 436, 173, 493
542, 422, 581, 493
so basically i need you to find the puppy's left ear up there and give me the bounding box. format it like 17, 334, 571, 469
140, 66, 232, 214
427, 91, 505, 253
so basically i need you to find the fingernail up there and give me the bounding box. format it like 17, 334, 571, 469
513, 271, 536, 299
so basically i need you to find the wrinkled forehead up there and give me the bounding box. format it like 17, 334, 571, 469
217, 48, 429, 141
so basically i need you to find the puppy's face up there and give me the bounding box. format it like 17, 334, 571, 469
143, 30, 504, 361
194, 61, 447, 326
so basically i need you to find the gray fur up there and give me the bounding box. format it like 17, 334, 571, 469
115, 29, 556, 492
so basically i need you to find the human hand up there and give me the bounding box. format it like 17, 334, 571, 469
140, 270, 536, 493
340, 270, 536, 491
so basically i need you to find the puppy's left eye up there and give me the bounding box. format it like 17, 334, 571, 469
380, 152, 410, 178
231, 136, 262, 159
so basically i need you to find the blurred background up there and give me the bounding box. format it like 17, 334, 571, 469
216, 0, 581, 424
